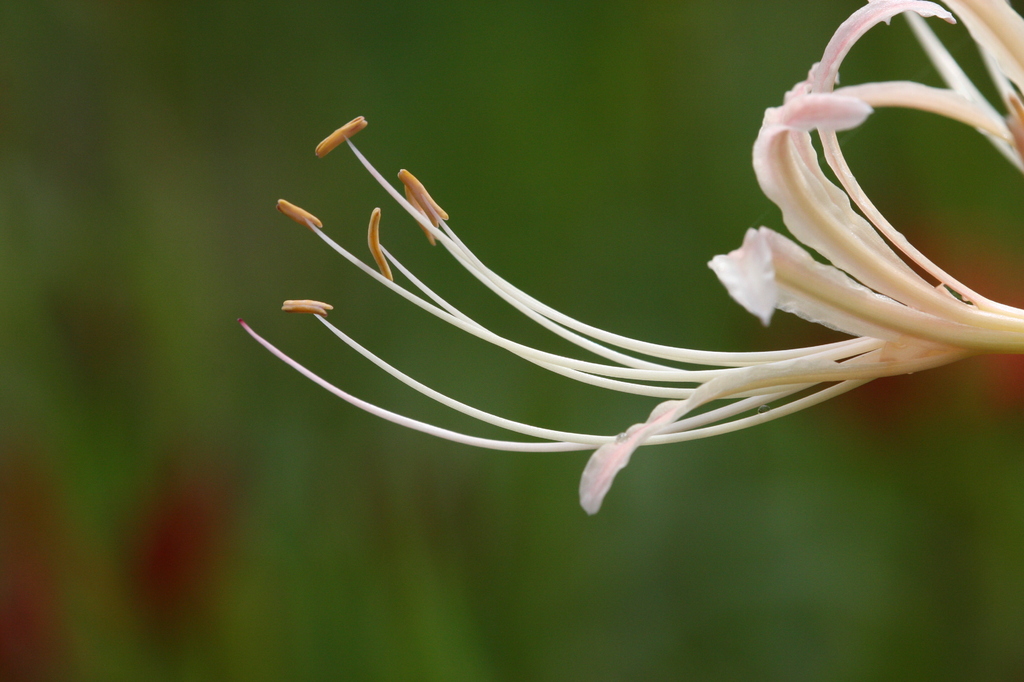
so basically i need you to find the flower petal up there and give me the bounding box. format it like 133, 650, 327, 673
812, 1, 955, 92
708, 227, 778, 326
762, 229, 1024, 352
833, 81, 1012, 140
579, 401, 684, 515
753, 93, 963, 318
764, 92, 874, 132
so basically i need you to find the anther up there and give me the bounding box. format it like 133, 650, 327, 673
403, 185, 436, 245
282, 300, 334, 317
276, 199, 323, 230
367, 207, 394, 281
315, 116, 368, 158
398, 169, 448, 240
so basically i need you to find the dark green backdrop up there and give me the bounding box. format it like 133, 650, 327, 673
3, 0, 1024, 679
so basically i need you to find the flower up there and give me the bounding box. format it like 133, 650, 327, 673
243, 0, 1024, 514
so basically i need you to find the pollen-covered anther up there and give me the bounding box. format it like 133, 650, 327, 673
1006, 93, 1024, 158
276, 199, 323, 230
281, 300, 334, 317
398, 169, 448, 240
315, 116, 368, 158
367, 207, 394, 281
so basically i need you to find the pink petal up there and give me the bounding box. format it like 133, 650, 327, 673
813, 1, 955, 93
578, 401, 683, 514
708, 227, 778, 326
766, 93, 874, 133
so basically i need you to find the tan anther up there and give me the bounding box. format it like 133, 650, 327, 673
398, 168, 448, 234
367, 207, 394, 281
276, 199, 323, 230
403, 184, 436, 245
282, 300, 334, 317
1007, 93, 1024, 158
315, 116, 368, 158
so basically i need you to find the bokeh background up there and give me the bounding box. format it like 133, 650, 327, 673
3, 0, 1024, 679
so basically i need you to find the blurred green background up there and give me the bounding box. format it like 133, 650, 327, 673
3, 0, 1024, 679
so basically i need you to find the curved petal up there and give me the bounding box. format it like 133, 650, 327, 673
809, 5, 1024, 319
833, 81, 1012, 140
579, 401, 683, 515
753, 94, 930, 302
755, 90, 1024, 335
811, 1, 955, 92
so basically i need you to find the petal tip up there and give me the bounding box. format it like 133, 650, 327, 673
709, 228, 778, 326
772, 93, 873, 133
578, 439, 632, 515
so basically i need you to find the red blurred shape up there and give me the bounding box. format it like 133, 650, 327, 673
130, 458, 236, 638
0, 451, 68, 682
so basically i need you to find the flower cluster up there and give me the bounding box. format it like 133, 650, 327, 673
244, 0, 1024, 513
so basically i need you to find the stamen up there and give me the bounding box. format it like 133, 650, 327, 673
276, 199, 323, 230
282, 300, 334, 317
346, 136, 872, 367
367, 207, 393, 281
398, 169, 448, 237
315, 116, 368, 158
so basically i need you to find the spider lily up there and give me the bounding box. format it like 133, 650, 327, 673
243, 0, 1024, 514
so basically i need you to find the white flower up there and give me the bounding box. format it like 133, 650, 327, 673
245, 0, 1024, 514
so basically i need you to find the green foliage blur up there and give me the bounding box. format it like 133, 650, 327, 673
2, 0, 1024, 679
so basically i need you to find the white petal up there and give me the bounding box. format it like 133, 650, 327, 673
708, 227, 778, 326
762, 229, 1024, 351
